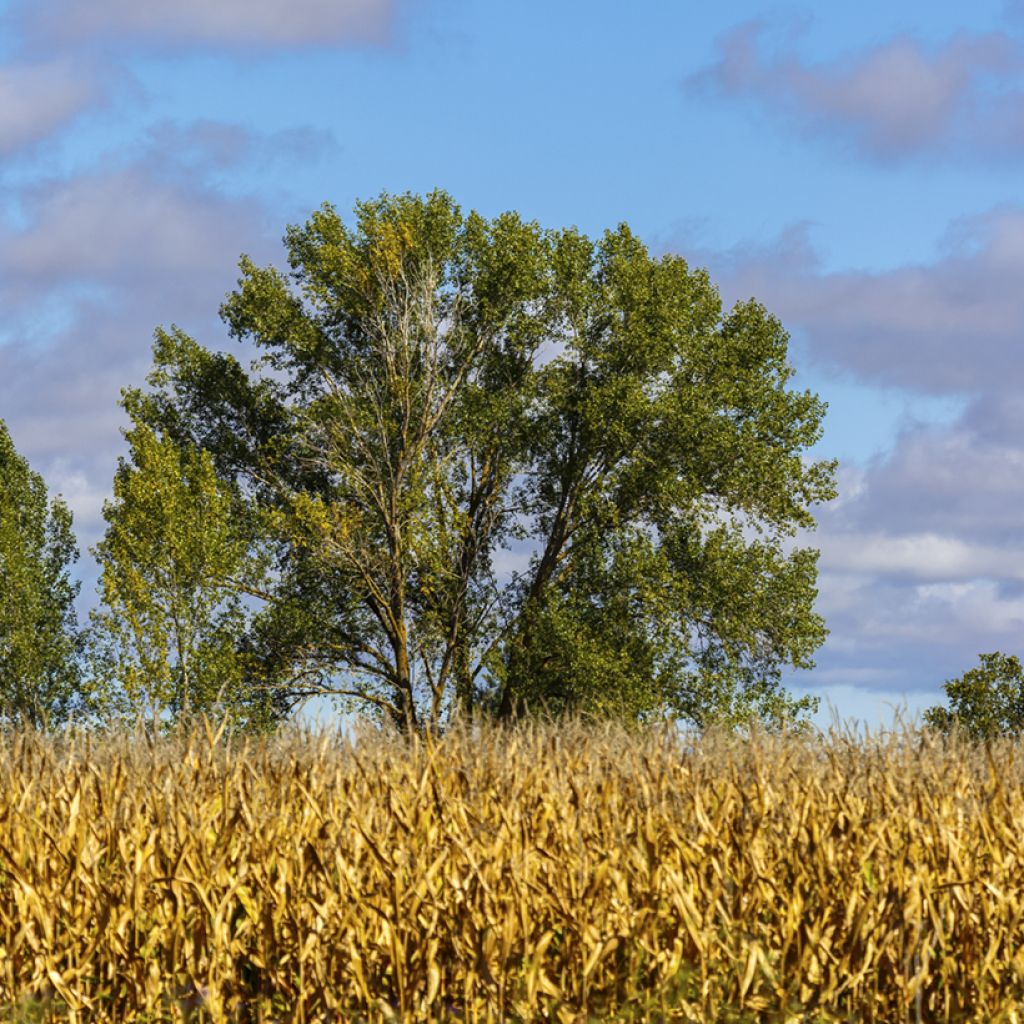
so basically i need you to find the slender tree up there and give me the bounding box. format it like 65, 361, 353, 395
0, 419, 81, 728
128, 190, 836, 733
88, 421, 274, 729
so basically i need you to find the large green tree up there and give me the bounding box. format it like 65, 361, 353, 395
129, 190, 836, 733
0, 419, 81, 727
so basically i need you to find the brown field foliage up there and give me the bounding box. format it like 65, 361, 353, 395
1, 715, 1024, 1022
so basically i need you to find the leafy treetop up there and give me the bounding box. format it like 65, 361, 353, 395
124, 190, 837, 733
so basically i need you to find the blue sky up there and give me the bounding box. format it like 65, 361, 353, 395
3, 0, 1024, 732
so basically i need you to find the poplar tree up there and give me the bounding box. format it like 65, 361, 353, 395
89, 421, 274, 729
0, 419, 81, 728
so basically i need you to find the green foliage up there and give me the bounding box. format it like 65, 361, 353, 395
0, 419, 81, 728
495, 229, 834, 729
88, 421, 276, 730
128, 189, 836, 733
924, 651, 1024, 742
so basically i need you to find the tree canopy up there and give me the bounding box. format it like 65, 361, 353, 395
124, 189, 837, 733
923, 651, 1024, 742
0, 419, 81, 727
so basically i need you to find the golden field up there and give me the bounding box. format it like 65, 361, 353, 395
1, 716, 1024, 1023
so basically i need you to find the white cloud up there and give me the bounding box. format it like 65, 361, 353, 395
821, 533, 1024, 581
0, 59, 101, 155
695, 207, 1024, 395
911, 580, 1024, 633
694, 22, 1024, 161
20, 0, 400, 48
1, 165, 273, 291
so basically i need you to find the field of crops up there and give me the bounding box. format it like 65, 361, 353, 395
2, 716, 1024, 1022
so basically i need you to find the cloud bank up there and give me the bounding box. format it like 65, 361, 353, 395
695, 22, 1024, 161
709, 207, 1024, 395
0, 0, 405, 158
0, 60, 104, 155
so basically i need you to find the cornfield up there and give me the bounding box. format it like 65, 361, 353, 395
2, 716, 1024, 1022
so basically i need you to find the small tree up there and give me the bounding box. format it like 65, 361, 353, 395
0, 419, 82, 728
924, 652, 1024, 742
88, 420, 273, 729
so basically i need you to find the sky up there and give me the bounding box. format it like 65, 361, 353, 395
2, 0, 1022, 733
